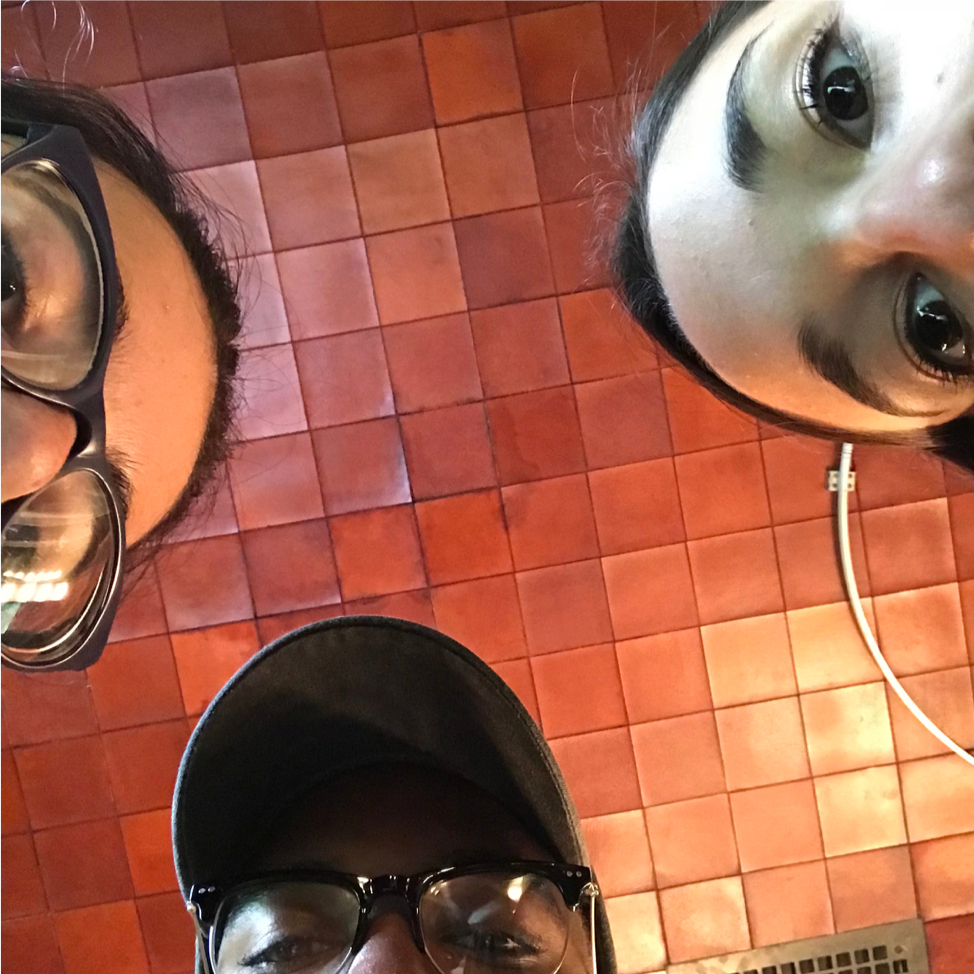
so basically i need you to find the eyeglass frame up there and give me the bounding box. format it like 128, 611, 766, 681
1, 118, 126, 672
187, 860, 601, 974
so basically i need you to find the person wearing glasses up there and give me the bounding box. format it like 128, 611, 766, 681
614, 1, 973, 472
2, 75, 242, 670
173, 616, 615, 974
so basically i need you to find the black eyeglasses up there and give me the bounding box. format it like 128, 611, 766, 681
1, 119, 126, 671
188, 862, 600, 974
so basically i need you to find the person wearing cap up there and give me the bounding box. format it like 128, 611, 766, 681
173, 616, 616, 974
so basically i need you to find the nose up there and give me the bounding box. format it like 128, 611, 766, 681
347, 914, 438, 974
1, 387, 77, 503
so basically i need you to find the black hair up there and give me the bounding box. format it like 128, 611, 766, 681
2, 73, 243, 570
612, 2, 974, 473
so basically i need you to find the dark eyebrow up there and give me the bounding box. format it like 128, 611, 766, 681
798, 320, 942, 419
724, 32, 768, 192
106, 450, 134, 527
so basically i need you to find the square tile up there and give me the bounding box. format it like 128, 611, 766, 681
102, 720, 190, 815
575, 373, 672, 469
716, 697, 810, 791
743, 861, 833, 947
603, 891, 667, 974
136, 892, 197, 974
1, 669, 97, 746
121, 809, 178, 895
603, 1, 702, 87
330, 505, 426, 599
345, 589, 435, 628
130, 1, 233, 79
602, 544, 699, 640
235, 343, 308, 441
731, 779, 824, 875
348, 129, 451, 233
257, 605, 344, 645
516, 559, 613, 655
471, 298, 570, 397
416, 490, 513, 585
53, 900, 148, 974
616, 629, 713, 723
814, 766, 907, 857
2, 4, 50, 79
102, 82, 155, 144
701, 613, 797, 708
645, 793, 738, 888
631, 712, 726, 807
295, 330, 394, 428
912, 833, 974, 919
329, 35, 434, 142
431, 575, 528, 663
503, 474, 599, 570
1, 915, 63, 974
224, 1, 324, 62
414, 2, 508, 31
801, 683, 895, 776
319, 1, 415, 47
400, 404, 496, 499
853, 444, 948, 510
580, 810, 655, 898
487, 386, 587, 485
887, 667, 974, 761
171, 621, 261, 716
900, 754, 974, 842
531, 644, 627, 738
658, 877, 750, 964
826, 846, 917, 930
548, 727, 642, 818
232, 254, 291, 349
925, 915, 974, 974
163, 469, 239, 544
2, 833, 46, 918
761, 435, 843, 524
662, 367, 758, 454
951, 493, 974, 580
455, 207, 555, 309
422, 19, 523, 124
313, 418, 411, 515
2, 750, 28, 835
384, 314, 483, 412
544, 197, 611, 294
490, 658, 541, 725
188, 160, 272, 257
367, 223, 467, 324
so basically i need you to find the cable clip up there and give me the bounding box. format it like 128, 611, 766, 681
827, 468, 856, 492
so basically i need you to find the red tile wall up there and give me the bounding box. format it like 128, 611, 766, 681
3, 4, 973, 973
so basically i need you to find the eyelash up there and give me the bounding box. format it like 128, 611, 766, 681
896, 275, 974, 387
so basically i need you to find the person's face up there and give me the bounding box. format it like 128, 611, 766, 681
2, 140, 216, 545
649, 1, 974, 433
255, 764, 591, 974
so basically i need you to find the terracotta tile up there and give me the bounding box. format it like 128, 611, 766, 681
688, 528, 784, 626
348, 129, 450, 233
544, 197, 610, 294
854, 444, 948, 509
616, 629, 712, 723
900, 754, 974, 842
945, 460, 974, 495
238, 52, 343, 158
716, 697, 810, 791
513, 3, 614, 108
2, 833, 46, 918
2, 750, 28, 835
34, 818, 131, 911
102, 82, 155, 144
130, 1, 233, 78
121, 809, 177, 895
147, 68, 251, 170
962, 580, 974, 661
14, 736, 115, 829
231, 254, 291, 350
761, 435, 844, 524
1, 668, 97, 746
912, 833, 974, 919
187, 161, 272, 256
814, 766, 907, 857
602, 544, 699, 640
229, 432, 324, 530
1, 4, 49, 78
575, 373, 672, 469
1, 915, 64, 974
487, 386, 587, 485
313, 418, 411, 515
531, 644, 627, 738
156, 535, 253, 631
170, 621, 261, 716
416, 490, 513, 585
415, 2, 508, 31
423, 19, 523, 124
367, 223, 467, 324
826, 846, 917, 930
950, 493, 974, 581
503, 474, 599, 570
548, 727, 641, 818
631, 712, 726, 806
516, 559, 613, 655
136, 891, 197, 974
161, 465, 240, 544
507, 1, 584, 11
108, 566, 172, 644
862, 499, 957, 595
455, 207, 555, 309
431, 575, 528, 664
662, 367, 759, 454
329, 35, 434, 141
256, 605, 344, 645
88, 636, 184, 730
926, 915, 974, 974
603, 891, 667, 974
224, 1, 324, 62
560, 289, 657, 382
384, 313, 483, 412
294, 330, 394, 428
490, 658, 541, 725
730, 779, 824, 873
54, 900, 148, 974
645, 793, 738, 889
331, 505, 426, 599
589, 458, 685, 556
743, 860, 833, 947
471, 298, 571, 397
234, 343, 308, 441
887, 667, 974, 761
102, 720, 190, 815
344, 589, 435, 628
580, 810, 655, 898
319, 1, 415, 47
658, 877, 750, 963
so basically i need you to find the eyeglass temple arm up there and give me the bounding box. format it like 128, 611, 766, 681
583, 881, 599, 974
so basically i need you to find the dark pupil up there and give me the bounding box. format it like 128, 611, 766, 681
1, 241, 19, 303
823, 66, 867, 120
915, 300, 962, 354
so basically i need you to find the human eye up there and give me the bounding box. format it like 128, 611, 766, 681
900, 273, 973, 382
797, 17, 873, 149
447, 927, 543, 968
1, 234, 31, 337
238, 933, 339, 973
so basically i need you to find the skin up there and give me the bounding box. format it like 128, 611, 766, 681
2, 148, 216, 544
648, 1, 974, 433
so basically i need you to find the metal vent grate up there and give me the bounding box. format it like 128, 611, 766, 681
666, 918, 929, 974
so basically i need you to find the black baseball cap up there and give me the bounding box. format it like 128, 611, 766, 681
172, 615, 616, 974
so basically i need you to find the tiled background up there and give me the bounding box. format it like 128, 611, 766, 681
2, 3, 973, 973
